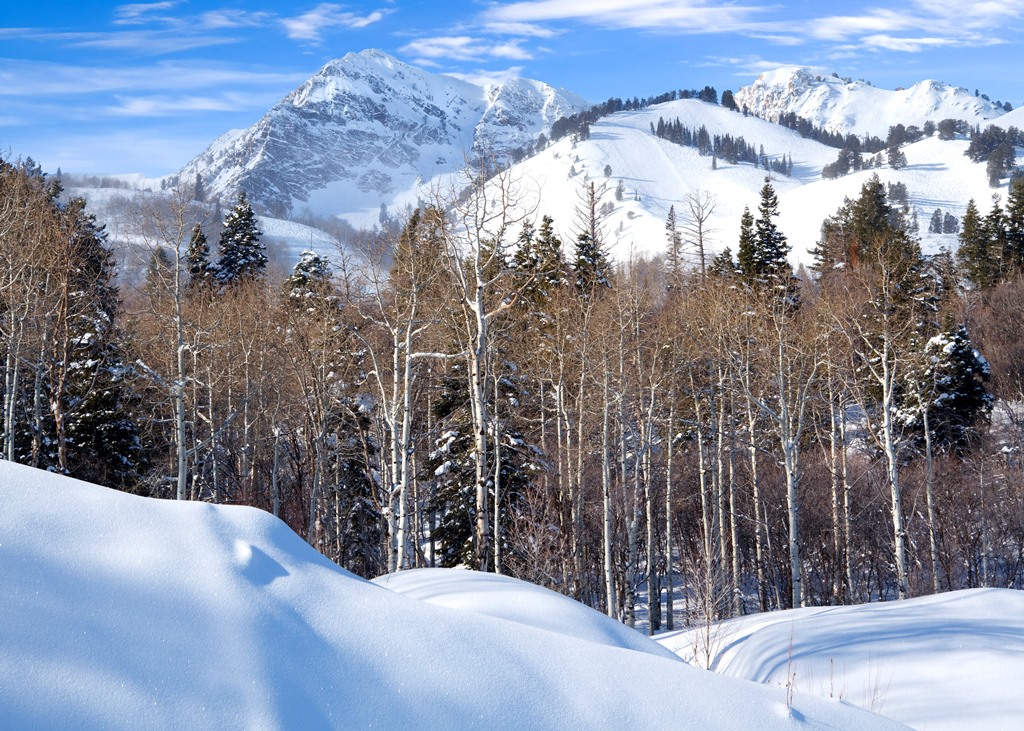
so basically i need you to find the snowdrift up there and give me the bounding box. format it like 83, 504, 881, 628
659, 589, 1024, 730
0, 461, 902, 729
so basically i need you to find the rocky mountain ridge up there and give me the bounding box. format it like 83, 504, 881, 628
173, 49, 588, 219
734, 66, 1005, 139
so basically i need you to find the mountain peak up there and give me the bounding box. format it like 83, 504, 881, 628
735, 66, 1004, 138
175, 51, 589, 219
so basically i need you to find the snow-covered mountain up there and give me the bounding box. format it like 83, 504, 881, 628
734, 66, 1004, 139
486, 93, 1001, 267
174, 49, 588, 220
79, 56, 1019, 275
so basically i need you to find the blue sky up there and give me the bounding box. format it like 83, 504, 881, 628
3, 1, 1023, 176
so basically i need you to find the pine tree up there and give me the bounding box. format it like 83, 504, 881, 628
736, 206, 757, 280
573, 182, 613, 294
214, 191, 265, 284
900, 321, 993, 453
709, 246, 738, 278
186, 223, 213, 289
957, 199, 998, 288
53, 197, 143, 488
665, 204, 683, 288
739, 177, 793, 295
284, 250, 334, 311
1004, 176, 1024, 270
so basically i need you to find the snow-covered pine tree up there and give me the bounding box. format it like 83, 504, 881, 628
53, 197, 143, 489
214, 192, 265, 284
283, 250, 334, 311
900, 321, 993, 453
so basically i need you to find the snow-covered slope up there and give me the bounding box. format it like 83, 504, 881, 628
735, 67, 1004, 139
493, 93, 1002, 266
658, 589, 1024, 731
373, 567, 679, 659
175, 49, 588, 220
0, 461, 904, 730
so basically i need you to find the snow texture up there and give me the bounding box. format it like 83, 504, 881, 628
658, 589, 1024, 730
0, 461, 904, 730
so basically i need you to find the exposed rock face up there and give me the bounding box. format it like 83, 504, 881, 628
175, 49, 588, 217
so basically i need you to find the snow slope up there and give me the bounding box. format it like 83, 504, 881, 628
658, 589, 1024, 731
496, 94, 1004, 267
0, 461, 903, 730
373, 567, 679, 659
735, 67, 1004, 139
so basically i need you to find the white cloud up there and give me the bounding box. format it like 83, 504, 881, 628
197, 10, 275, 31
0, 59, 306, 97
445, 66, 525, 88
113, 2, 181, 25
860, 34, 987, 52
808, 10, 919, 42
483, 0, 770, 33
400, 36, 533, 63
480, 21, 560, 38
105, 92, 266, 117
64, 30, 241, 54
698, 55, 814, 77
280, 4, 389, 43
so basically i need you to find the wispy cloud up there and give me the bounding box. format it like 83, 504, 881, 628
106, 92, 271, 117
0, 59, 306, 98
480, 0, 1024, 56
445, 66, 525, 88
61, 30, 242, 54
401, 36, 533, 64
480, 21, 561, 39
280, 4, 390, 43
113, 1, 182, 26
483, 0, 771, 33
698, 55, 816, 77
859, 34, 999, 52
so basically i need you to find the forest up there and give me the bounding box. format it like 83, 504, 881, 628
3, 154, 1024, 632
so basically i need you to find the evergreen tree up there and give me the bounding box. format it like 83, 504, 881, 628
929, 208, 943, 234
709, 246, 738, 278
214, 191, 265, 284
54, 197, 143, 488
186, 223, 213, 289
736, 206, 757, 280
739, 177, 793, 294
573, 231, 612, 293
284, 250, 334, 311
957, 199, 999, 288
664, 204, 683, 288
572, 182, 613, 294
1005, 176, 1024, 270
900, 321, 993, 453
887, 143, 908, 170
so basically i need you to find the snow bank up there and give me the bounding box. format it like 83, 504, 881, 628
0, 461, 903, 729
373, 567, 678, 659
658, 589, 1024, 730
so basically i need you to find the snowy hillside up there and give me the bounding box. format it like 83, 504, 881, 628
174, 49, 587, 221
735, 67, 1004, 139
492, 95, 1000, 266
658, 589, 1024, 731
0, 462, 904, 730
